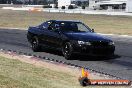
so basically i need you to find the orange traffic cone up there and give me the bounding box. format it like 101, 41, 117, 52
81, 68, 89, 78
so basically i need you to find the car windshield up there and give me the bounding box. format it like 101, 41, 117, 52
58, 22, 91, 32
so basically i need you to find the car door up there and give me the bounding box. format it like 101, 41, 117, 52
37, 21, 51, 45
46, 22, 62, 48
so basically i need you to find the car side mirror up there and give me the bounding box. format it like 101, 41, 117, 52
91, 29, 94, 32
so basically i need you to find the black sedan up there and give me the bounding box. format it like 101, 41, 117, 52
27, 20, 115, 59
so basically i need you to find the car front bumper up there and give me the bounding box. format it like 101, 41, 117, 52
72, 44, 115, 56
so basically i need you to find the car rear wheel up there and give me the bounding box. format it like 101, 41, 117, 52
31, 36, 41, 52
62, 42, 73, 59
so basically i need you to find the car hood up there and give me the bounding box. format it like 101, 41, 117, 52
63, 32, 112, 42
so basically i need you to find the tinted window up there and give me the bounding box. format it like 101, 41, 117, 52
39, 22, 50, 29
59, 22, 91, 32
48, 22, 60, 31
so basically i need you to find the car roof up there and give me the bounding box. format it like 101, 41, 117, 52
48, 20, 81, 23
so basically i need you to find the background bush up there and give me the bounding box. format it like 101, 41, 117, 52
43, 5, 52, 8
68, 5, 74, 9
61, 6, 65, 9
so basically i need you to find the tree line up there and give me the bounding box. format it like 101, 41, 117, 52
0, 0, 53, 5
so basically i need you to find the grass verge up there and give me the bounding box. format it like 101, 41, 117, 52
0, 56, 79, 88
0, 9, 132, 35
0, 52, 130, 88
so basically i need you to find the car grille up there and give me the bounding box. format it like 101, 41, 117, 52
90, 41, 109, 46
92, 47, 114, 55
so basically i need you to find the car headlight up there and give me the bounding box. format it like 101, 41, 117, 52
109, 41, 114, 45
78, 41, 91, 45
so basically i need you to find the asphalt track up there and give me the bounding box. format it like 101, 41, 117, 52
0, 28, 132, 80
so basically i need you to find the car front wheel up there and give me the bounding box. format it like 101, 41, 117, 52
62, 42, 73, 59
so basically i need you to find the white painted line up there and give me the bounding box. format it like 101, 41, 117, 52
0, 27, 26, 30
97, 33, 132, 38
2, 6, 132, 16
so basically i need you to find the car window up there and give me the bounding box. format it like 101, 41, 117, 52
39, 22, 49, 29
76, 23, 89, 32
59, 22, 77, 31
59, 22, 91, 32
48, 22, 59, 31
